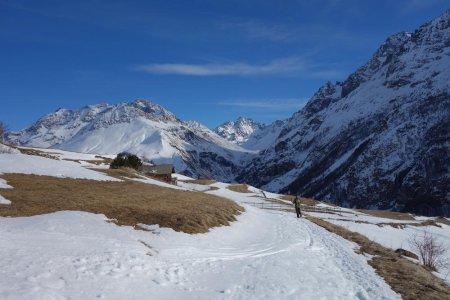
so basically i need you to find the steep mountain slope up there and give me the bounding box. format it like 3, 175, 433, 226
238, 11, 450, 216
215, 117, 287, 151
8, 100, 253, 181
239, 119, 286, 151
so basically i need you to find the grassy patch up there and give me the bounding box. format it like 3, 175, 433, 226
63, 158, 110, 165
330, 218, 443, 229
14, 147, 60, 160
12, 146, 113, 165
307, 216, 450, 300
405, 220, 442, 228
356, 209, 416, 221
436, 218, 450, 226
95, 155, 114, 164
92, 167, 143, 179
0, 173, 243, 234
180, 179, 217, 185
227, 184, 251, 193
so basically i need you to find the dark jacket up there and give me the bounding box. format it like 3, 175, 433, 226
292, 196, 301, 208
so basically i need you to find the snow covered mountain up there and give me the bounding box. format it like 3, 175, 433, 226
7, 99, 253, 181
238, 10, 450, 216
214, 117, 265, 144
8, 11, 450, 216
215, 117, 288, 151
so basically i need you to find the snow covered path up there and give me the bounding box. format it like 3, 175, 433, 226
0, 206, 399, 299
149, 206, 399, 299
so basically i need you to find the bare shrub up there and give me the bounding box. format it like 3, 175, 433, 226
0, 122, 13, 153
0, 145, 14, 154
0, 121, 8, 143
409, 230, 447, 271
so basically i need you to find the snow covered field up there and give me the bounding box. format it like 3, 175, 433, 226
0, 208, 399, 299
0, 148, 446, 299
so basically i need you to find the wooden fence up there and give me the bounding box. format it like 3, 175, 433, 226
242, 201, 342, 214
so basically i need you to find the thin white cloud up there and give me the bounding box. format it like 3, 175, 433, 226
134, 58, 344, 79
133, 57, 305, 76
218, 98, 307, 110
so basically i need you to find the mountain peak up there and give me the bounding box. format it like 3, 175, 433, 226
214, 117, 265, 144
7, 100, 180, 147
126, 99, 178, 122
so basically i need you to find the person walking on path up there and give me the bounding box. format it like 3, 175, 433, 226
292, 195, 302, 218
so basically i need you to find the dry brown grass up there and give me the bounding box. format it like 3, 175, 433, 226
63, 158, 110, 166
395, 248, 419, 260
13, 146, 113, 165
408, 220, 443, 228
0, 173, 243, 234
306, 216, 450, 300
324, 217, 443, 229
14, 147, 60, 160
436, 218, 450, 226
92, 167, 143, 179
181, 179, 217, 185
95, 155, 114, 164
356, 209, 416, 221
227, 184, 251, 193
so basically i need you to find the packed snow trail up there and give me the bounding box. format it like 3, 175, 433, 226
0, 205, 399, 299
147, 205, 399, 299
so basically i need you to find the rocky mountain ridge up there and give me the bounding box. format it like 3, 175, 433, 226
237, 10, 450, 216
8, 99, 253, 181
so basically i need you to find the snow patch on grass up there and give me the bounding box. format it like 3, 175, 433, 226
0, 178, 12, 189
0, 195, 11, 205
0, 153, 119, 181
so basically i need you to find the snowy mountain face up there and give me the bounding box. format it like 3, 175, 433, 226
8, 99, 253, 182
214, 117, 287, 151
238, 11, 450, 216
214, 117, 265, 144
8, 100, 180, 148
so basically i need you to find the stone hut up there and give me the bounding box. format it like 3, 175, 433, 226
140, 164, 175, 183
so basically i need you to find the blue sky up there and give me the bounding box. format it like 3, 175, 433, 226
1, 0, 448, 131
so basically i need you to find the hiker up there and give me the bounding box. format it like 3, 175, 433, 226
292, 195, 302, 218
